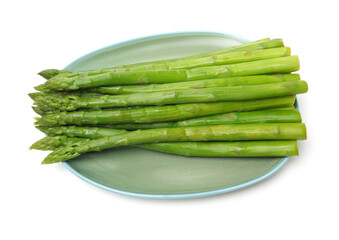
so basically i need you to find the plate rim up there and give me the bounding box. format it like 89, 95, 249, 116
61, 31, 290, 199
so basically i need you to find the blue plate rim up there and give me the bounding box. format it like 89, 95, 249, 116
61, 31, 291, 199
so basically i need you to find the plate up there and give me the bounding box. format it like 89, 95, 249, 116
62, 31, 290, 199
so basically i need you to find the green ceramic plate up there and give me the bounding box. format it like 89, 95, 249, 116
62, 32, 289, 199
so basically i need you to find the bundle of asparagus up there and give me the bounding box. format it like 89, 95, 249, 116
30, 38, 308, 164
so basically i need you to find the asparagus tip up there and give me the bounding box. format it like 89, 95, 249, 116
30, 136, 63, 151
38, 69, 58, 79
38, 69, 66, 80
28, 92, 38, 101
42, 146, 80, 164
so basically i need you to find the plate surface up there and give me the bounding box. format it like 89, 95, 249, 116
62, 32, 288, 199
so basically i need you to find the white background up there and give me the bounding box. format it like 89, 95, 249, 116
1, 0, 338, 239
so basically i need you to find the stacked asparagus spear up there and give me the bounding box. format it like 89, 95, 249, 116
30, 38, 308, 164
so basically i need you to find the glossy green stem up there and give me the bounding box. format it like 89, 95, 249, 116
30, 135, 298, 158
35, 108, 301, 136
87, 74, 300, 95
45, 56, 299, 91
36, 125, 127, 138
30, 136, 90, 150
35, 81, 307, 111
42, 123, 306, 164
143, 141, 298, 157
123, 47, 291, 71
38, 69, 71, 80
35, 96, 295, 126
67, 47, 291, 74
109, 109, 302, 130
34, 73, 299, 95
38, 38, 280, 79
120, 38, 281, 68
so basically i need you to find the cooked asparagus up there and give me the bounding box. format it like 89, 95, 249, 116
44, 56, 299, 91
35, 96, 296, 126
42, 123, 306, 164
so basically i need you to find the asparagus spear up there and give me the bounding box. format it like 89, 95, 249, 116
38, 69, 71, 80
85, 106, 296, 128
44, 56, 300, 91
61, 47, 291, 77
32, 106, 52, 116
114, 47, 291, 72
34, 84, 58, 93
41, 123, 306, 164
38, 38, 280, 80
34, 81, 307, 111
120, 38, 281, 68
29, 91, 100, 100
35, 108, 301, 136
86, 74, 300, 95
142, 141, 298, 157
30, 136, 90, 150
105, 109, 302, 130
36, 125, 127, 138
36, 108, 299, 134
30, 136, 298, 158
34, 73, 299, 95
35, 96, 295, 126
33, 112, 300, 155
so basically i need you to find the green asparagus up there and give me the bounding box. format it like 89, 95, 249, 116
44, 56, 300, 91
62, 47, 291, 76
35, 96, 295, 126
120, 38, 282, 68
36, 125, 127, 138
34, 74, 299, 95
143, 141, 298, 157
115, 47, 291, 72
31, 37, 307, 165
85, 74, 300, 95
86, 106, 296, 128
34, 81, 307, 111
30, 136, 298, 158
30, 136, 90, 151
41, 123, 306, 164
106, 109, 302, 130
35, 108, 301, 136
38, 38, 282, 80
38, 69, 71, 80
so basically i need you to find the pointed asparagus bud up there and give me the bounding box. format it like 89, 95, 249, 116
38, 69, 72, 79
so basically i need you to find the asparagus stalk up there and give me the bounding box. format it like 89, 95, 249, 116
85, 106, 296, 128
29, 91, 100, 100
35, 96, 295, 126
32, 106, 52, 116
86, 74, 300, 95
36, 108, 298, 134
30, 136, 298, 158
35, 108, 301, 136
44, 56, 300, 91
106, 109, 302, 130
41, 123, 306, 164
34, 81, 307, 111
34, 84, 58, 93
38, 69, 71, 80
120, 38, 281, 68
115, 47, 291, 72
34, 73, 299, 95
143, 141, 298, 157
30, 136, 90, 150
36, 125, 127, 138
62, 47, 291, 77
38, 38, 280, 80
